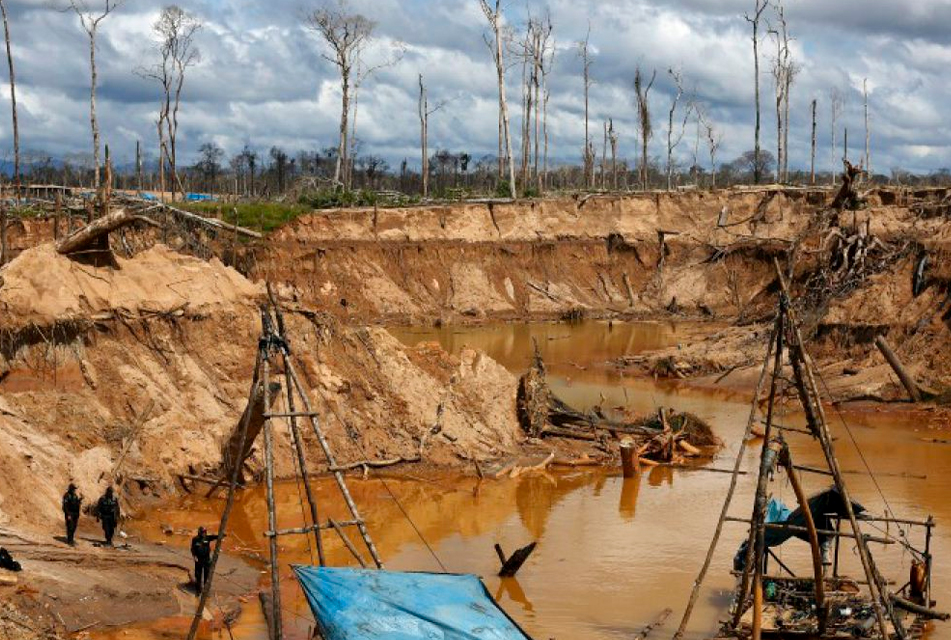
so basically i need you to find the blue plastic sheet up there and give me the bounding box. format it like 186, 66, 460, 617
294, 566, 533, 640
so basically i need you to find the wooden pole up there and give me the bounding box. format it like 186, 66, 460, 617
262, 357, 283, 640
780, 446, 827, 633
673, 317, 779, 640
285, 360, 384, 569
735, 313, 785, 632
874, 335, 922, 402
774, 259, 901, 640
620, 438, 639, 478
266, 295, 327, 566
186, 352, 263, 640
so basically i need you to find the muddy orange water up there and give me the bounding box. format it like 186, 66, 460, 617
103, 321, 951, 640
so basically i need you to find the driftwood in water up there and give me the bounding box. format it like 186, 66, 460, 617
634, 608, 673, 640
494, 541, 537, 577
55, 208, 138, 255
516, 345, 717, 453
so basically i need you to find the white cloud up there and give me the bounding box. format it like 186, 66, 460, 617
0, 0, 945, 174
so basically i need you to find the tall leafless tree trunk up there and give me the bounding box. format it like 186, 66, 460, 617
864, 78, 870, 179
746, 0, 768, 184
69, 0, 125, 190
307, 2, 375, 191
0, 0, 18, 203
417, 73, 446, 199
830, 88, 843, 185
419, 74, 429, 198
479, 0, 517, 199
810, 98, 817, 185
634, 66, 656, 191
705, 117, 722, 190
141, 6, 201, 203
666, 68, 690, 191
608, 118, 618, 191
578, 25, 593, 189
769, 3, 797, 184
0, 0, 16, 264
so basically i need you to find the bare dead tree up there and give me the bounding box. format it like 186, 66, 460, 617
829, 87, 843, 185
349, 41, 404, 188
479, 0, 517, 199
608, 118, 618, 191
67, 0, 126, 190
307, 1, 376, 190
143, 6, 201, 203
704, 114, 722, 189
810, 98, 817, 185
0, 0, 15, 264
541, 29, 554, 192
665, 68, 691, 191
864, 78, 871, 179
511, 16, 550, 193
745, 0, 768, 184
577, 25, 595, 189
0, 0, 18, 202
418, 73, 447, 198
769, 2, 797, 183
634, 66, 656, 191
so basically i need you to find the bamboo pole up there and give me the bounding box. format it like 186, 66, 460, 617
672, 317, 778, 640
187, 352, 262, 640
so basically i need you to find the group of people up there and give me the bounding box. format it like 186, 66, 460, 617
62, 484, 120, 546
61, 483, 223, 595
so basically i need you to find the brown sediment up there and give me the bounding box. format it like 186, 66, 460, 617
1, 186, 950, 636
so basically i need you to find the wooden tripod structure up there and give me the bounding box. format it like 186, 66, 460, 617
674, 260, 912, 640
186, 299, 383, 640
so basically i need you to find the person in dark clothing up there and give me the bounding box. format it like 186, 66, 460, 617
191, 526, 223, 594
62, 484, 83, 545
95, 486, 120, 546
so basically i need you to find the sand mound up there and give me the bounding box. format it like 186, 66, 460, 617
0, 243, 262, 326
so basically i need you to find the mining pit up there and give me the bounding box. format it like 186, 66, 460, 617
1, 188, 949, 640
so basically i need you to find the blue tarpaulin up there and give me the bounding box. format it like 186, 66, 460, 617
294, 566, 533, 640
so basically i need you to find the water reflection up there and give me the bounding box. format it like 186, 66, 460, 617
96, 321, 951, 640
618, 477, 641, 521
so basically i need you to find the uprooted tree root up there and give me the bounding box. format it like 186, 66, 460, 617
516, 344, 719, 455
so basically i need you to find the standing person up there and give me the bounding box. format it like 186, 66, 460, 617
95, 486, 120, 546
190, 526, 223, 594
62, 483, 83, 545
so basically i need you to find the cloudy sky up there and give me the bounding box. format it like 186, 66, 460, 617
3, 0, 950, 175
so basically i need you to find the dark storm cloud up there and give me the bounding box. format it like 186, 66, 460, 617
0, 0, 947, 174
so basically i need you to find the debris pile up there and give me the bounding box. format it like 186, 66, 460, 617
516, 345, 718, 461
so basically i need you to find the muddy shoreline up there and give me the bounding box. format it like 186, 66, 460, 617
2, 189, 950, 637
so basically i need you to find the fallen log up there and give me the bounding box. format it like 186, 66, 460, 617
889, 594, 950, 621
329, 455, 421, 473
55, 208, 137, 255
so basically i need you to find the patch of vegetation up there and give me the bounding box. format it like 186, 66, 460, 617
178, 201, 312, 233
495, 180, 513, 199
297, 188, 380, 209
